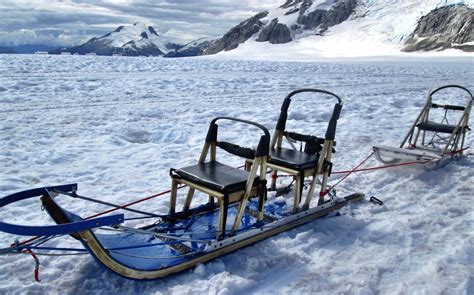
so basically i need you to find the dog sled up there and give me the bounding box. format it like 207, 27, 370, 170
373, 85, 472, 164
0, 89, 364, 280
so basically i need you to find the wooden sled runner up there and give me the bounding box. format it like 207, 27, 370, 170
373, 85, 473, 164
42, 186, 363, 280
0, 93, 363, 281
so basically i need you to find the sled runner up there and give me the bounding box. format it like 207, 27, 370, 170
373, 85, 472, 164
0, 114, 363, 280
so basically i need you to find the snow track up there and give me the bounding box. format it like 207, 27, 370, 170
0, 54, 473, 294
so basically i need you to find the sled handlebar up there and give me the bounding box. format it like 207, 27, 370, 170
0, 184, 124, 236
429, 85, 473, 102
276, 88, 343, 141
284, 88, 343, 104
206, 117, 270, 158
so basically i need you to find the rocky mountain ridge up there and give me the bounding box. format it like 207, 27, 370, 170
203, 0, 356, 55
165, 38, 212, 58
202, 0, 473, 55
403, 4, 473, 52
0, 46, 15, 54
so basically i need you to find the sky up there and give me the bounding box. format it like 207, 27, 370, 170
0, 0, 281, 47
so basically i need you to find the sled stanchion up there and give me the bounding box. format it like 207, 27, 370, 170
170, 180, 178, 214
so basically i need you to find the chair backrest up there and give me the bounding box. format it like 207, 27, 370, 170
205, 116, 270, 160
401, 85, 472, 150
272, 89, 343, 151
428, 85, 473, 108
427, 85, 473, 117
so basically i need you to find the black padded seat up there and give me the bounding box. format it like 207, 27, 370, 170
173, 161, 256, 194
269, 148, 319, 171
417, 121, 467, 134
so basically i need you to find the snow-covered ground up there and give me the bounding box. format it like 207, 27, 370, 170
0, 54, 473, 294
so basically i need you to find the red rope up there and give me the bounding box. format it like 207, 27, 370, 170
26, 249, 41, 282
275, 147, 470, 178
85, 185, 186, 220
331, 158, 432, 174
329, 147, 468, 190
330, 151, 375, 189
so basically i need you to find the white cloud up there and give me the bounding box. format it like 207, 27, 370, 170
0, 0, 282, 46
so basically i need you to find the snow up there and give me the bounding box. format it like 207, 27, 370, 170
0, 54, 473, 294
458, 41, 474, 45
306, 0, 338, 13
214, 0, 474, 60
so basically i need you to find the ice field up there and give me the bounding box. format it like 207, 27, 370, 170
0, 54, 473, 294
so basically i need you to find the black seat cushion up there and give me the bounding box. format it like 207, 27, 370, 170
417, 121, 468, 134
269, 148, 319, 171
173, 161, 256, 194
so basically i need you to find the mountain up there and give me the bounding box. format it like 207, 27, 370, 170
0, 46, 15, 54
403, 4, 474, 52
202, 0, 357, 55
165, 38, 213, 57
12, 44, 59, 54
52, 23, 179, 56
201, 0, 474, 57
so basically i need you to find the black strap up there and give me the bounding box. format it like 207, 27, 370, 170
217, 141, 255, 159
431, 103, 465, 111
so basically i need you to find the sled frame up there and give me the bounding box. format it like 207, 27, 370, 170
400, 85, 472, 156
170, 117, 270, 239
267, 89, 343, 211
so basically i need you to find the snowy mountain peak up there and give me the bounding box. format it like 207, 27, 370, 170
103, 22, 166, 50
55, 22, 179, 56
260, 0, 350, 34
279, 0, 337, 12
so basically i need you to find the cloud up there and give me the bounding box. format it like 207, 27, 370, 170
0, 0, 281, 46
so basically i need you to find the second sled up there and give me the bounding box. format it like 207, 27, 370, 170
373, 85, 472, 164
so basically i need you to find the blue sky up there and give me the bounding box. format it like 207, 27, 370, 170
0, 0, 279, 46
